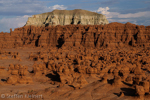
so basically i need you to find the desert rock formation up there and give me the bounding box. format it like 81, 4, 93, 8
0, 22, 150, 49
0, 22, 150, 100
25, 9, 109, 26
7, 64, 33, 85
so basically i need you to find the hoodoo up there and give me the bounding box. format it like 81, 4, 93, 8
25, 9, 109, 26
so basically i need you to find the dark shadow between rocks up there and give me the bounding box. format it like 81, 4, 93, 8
68, 85, 75, 88
46, 72, 61, 82
122, 81, 133, 87
121, 88, 136, 96
1, 79, 7, 82
56, 35, 65, 48
35, 35, 41, 47
29, 70, 34, 73
113, 93, 120, 97
107, 79, 114, 85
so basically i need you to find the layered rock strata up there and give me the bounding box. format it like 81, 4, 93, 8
25, 9, 109, 26
0, 22, 150, 49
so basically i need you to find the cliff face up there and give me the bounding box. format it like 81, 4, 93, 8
0, 22, 150, 49
25, 9, 109, 26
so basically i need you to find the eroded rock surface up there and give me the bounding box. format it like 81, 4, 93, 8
0, 22, 150, 100
25, 9, 109, 26
0, 22, 150, 49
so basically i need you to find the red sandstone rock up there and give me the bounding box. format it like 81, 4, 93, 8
7, 64, 33, 84
125, 75, 133, 84
112, 76, 122, 86
119, 92, 124, 97
140, 81, 149, 93
7, 75, 18, 84
134, 66, 142, 75
0, 23, 149, 49
101, 74, 108, 83
135, 85, 145, 98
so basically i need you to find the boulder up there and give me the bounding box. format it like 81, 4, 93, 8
135, 85, 145, 98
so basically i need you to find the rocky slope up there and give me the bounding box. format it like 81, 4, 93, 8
25, 9, 109, 26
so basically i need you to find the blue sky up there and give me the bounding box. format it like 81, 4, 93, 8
0, 0, 150, 32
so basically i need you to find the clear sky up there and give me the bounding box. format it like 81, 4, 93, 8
0, 0, 150, 32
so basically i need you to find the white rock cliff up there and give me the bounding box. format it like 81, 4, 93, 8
25, 9, 109, 26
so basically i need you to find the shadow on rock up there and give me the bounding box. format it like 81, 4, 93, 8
46, 72, 61, 82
